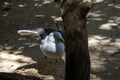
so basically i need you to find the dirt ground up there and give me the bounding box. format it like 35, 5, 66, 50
0, 0, 120, 80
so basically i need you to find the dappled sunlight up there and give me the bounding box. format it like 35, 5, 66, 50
114, 4, 120, 9
18, 4, 27, 8
0, 0, 119, 80
0, 51, 55, 79
114, 17, 120, 24
99, 23, 118, 30
0, 51, 36, 72
96, 0, 104, 3
89, 34, 120, 55
0, 0, 60, 32
89, 35, 111, 46
0, 34, 64, 79
90, 74, 103, 80
87, 0, 120, 39
91, 59, 106, 68
88, 11, 104, 17
34, 0, 53, 7
87, 0, 120, 80
42, 0, 52, 5
35, 14, 45, 18
34, 3, 43, 7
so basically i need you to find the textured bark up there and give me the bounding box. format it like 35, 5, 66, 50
61, 0, 93, 80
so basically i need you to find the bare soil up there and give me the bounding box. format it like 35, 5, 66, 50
0, 0, 120, 80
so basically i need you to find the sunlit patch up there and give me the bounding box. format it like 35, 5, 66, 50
42, 0, 52, 4
55, 17, 62, 21
18, 4, 26, 7
90, 18, 103, 21
51, 16, 62, 21
115, 17, 120, 24
89, 35, 111, 46
95, 0, 104, 3
34, 3, 42, 7
16, 68, 55, 80
90, 74, 102, 80
91, 61, 106, 69
35, 14, 45, 18
111, 39, 120, 47
51, 16, 56, 19
83, 0, 95, 3
2, 12, 9, 16
99, 23, 118, 30
29, 43, 38, 47
4, 2, 10, 6
42, 75, 54, 80
115, 5, 120, 9
108, 20, 114, 23
18, 37, 27, 41
5, 46, 13, 50
88, 12, 103, 17
108, 4, 114, 7
16, 68, 55, 79
0, 51, 36, 72
89, 37, 100, 46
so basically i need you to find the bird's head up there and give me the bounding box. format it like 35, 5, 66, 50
49, 31, 64, 43
53, 31, 64, 43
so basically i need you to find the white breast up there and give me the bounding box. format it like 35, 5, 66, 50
40, 35, 65, 59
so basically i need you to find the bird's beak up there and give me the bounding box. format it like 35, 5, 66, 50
60, 38, 65, 43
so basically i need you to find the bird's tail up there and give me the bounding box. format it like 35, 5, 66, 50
17, 30, 39, 36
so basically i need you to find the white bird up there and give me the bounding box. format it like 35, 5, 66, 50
40, 31, 65, 59
17, 27, 65, 59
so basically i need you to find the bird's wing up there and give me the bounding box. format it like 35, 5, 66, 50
17, 30, 39, 36
17, 21, 64, 38
17, 28, 57, 39
17, 28, 46, 36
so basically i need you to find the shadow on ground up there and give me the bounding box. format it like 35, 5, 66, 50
0, 0, 120, 80
87, 0, 120, 80
0, 72, 42, 80
0, 0, 64, 80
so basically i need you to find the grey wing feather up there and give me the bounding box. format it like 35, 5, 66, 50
17, 28, 57, 39
17, 28, 45, 37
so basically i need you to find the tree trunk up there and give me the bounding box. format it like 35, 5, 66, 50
61, 0, 93, 80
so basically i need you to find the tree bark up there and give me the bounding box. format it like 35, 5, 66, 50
61, 0, 93, 80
